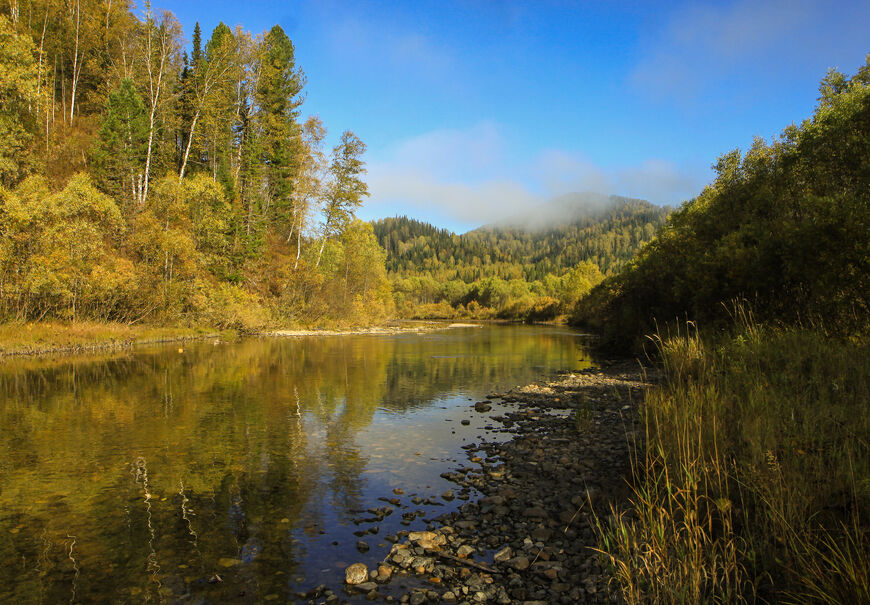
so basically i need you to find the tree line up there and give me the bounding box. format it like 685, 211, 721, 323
574, 57, 870, 346
0, 2, 392, 329
372, 198, 670, 320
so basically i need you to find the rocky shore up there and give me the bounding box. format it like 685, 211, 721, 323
314, 360, 657, 604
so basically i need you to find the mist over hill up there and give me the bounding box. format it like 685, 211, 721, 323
478, 192, 651, 232
373, 193, 671, 281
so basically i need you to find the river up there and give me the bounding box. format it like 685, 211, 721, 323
0, 324, 593, 603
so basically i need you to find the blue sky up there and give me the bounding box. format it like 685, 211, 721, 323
159, 0, 869, 233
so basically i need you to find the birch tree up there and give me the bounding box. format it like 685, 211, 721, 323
315, 130, 368, 268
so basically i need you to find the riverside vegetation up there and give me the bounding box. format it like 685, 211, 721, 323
578, 59, 870, 603
0, 4, 392, 346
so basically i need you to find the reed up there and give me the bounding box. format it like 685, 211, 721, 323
595, 313, 869, 602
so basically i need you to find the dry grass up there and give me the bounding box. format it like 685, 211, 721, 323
0, 321, 221, 356
595, 315, 869, 603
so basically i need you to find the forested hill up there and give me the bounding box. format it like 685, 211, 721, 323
373, 194, 671, 282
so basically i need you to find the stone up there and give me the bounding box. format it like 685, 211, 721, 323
493, 546, 513, 563
456, 544, 475, 558
408, 531, 446, 550
345, 563, 368, 585
461, 419, 471, 426
376, 564, 393, 582
523, 507, 548, 519
442, 490, 454, 501
356, 540, 370, 553
353, 582, 377, 592
474, 402, 492, 412
507, 556, 530, 571
409, 592, 426, 605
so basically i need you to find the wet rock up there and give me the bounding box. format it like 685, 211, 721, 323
474, 402, 492, 412
356, 540, 370, 553
461, 419, 471, 426
345, 563, 368, 585
442, 490, 454, 501
456, 544, 475, 558
376, 564, 393, 583
507, 556, 530, 571
493, 546, 512, 563
409, 591, 427, 605
408, 531, 446, 550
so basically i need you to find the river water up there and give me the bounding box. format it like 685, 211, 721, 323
0, 324, 592, 603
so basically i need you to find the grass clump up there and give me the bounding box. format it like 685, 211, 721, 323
596, 318, 869, 603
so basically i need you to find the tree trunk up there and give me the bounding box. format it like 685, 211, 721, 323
36, 8, 48, 118
315, 236, 326, 268
69, 0, 80, 122
294, 226, 302, 269
178, 109, 200, 180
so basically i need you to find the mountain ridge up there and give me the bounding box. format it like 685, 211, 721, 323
372, 193, 672, 281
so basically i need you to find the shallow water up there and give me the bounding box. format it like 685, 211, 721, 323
0, 324, 592, 603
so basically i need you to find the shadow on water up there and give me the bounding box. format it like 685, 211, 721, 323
0, 324, 592, 603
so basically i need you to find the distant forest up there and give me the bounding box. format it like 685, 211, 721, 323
372, 196, 671, 320
0, 3, 391, 330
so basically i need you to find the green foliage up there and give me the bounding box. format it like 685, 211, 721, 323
91, 79, 148, 205
577, 58, 870, 346
374, 199, 659, 320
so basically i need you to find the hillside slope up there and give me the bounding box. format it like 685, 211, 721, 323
373, 194, 671, 281
372, 194, 671, 319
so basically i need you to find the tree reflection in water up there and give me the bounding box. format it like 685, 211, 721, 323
0, 325, 591, 602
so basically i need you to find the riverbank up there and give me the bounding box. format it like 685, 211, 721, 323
0, 321, 230, 358
0, 320, 490, 359
329, 359, 657, 605
270, 322, 481, 338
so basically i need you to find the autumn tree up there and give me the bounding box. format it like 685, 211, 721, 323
0, 15, 38, 186
316, 130, 368, 267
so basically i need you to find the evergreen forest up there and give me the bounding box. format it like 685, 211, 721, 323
373, 195, 670, 321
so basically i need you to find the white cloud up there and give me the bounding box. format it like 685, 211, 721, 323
367, 123, 537, 224
533, 150, 703, 205
365, 123, 705, 228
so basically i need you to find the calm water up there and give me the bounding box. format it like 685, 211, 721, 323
0, 324, 592, 603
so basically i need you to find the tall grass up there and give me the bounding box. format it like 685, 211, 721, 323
595, 316, 869, 602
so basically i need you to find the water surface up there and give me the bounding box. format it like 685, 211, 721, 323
0, 324, 592, 603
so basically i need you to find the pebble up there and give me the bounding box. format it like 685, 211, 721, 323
344, 363, 650, 604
